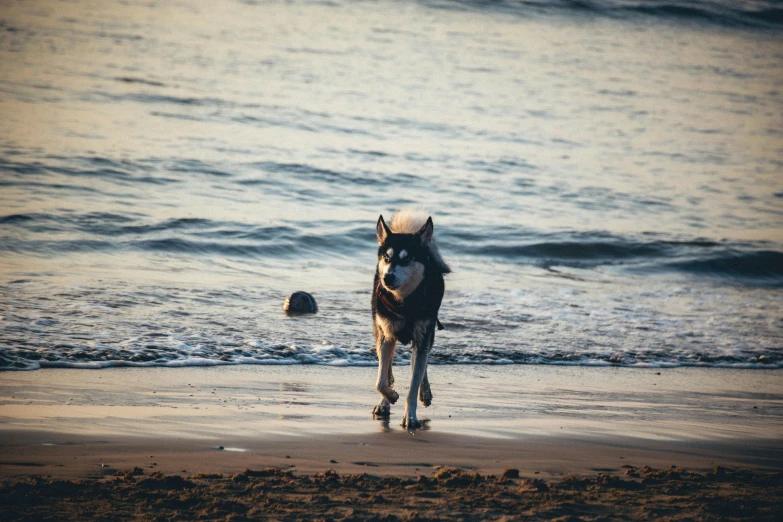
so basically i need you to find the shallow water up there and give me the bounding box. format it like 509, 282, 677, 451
0, 0, 782, 370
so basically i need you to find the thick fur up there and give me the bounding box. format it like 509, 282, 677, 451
389, 208, 450, 274
371, 208, 449, 429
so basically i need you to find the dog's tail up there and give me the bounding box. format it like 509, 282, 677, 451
389, 207, 451, 274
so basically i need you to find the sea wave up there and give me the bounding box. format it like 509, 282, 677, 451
429, 0, 783, 29
663, 250, 783, 282
2, 211, 781, 284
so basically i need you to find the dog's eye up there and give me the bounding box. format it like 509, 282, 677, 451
383, 254, 390, 263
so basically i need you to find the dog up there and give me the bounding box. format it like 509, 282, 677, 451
371, 208, 450, 429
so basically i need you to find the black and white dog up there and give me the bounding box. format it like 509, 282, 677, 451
371, 208, 450, 429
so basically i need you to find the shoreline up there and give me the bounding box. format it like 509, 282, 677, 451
1, 365, 781, 479
1, 365, 782, 520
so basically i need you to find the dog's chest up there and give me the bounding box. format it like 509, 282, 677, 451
376, 288, 425, 345
396, 320, 415, 345
376, 313, 420, 345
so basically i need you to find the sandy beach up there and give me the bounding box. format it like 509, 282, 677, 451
1, 365, 782, 519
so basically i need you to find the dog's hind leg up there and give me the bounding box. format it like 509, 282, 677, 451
373, 335, 398, 416
419, 370, 432, 407
402, 320, 435, 429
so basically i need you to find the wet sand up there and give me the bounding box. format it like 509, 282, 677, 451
1, 365, 782, 519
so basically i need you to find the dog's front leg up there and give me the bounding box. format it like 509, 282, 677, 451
373, 336, 398, 416
402, 320, 434, 429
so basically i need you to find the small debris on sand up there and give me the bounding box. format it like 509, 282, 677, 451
501, 468, 520, 479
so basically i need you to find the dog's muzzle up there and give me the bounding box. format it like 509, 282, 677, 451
383, 273, 396, 289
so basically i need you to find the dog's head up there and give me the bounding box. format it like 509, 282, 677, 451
376, 214, 434, 299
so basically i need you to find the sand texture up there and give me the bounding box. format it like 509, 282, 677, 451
2, 465, 782, 521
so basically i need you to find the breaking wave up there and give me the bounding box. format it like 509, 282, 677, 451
3, 340, 781, 371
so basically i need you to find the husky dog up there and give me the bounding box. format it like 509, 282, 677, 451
372, 208, 450, 429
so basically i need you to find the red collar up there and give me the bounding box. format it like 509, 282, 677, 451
378, 285, 404, 319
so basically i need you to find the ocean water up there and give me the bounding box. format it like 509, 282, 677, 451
0, 0, 781, 371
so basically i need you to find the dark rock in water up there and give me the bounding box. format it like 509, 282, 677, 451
284, 291, 318, 314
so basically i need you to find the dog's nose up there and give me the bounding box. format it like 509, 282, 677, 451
383, 274, 395, 287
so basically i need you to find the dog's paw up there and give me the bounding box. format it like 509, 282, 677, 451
401, 413, 421, 430
419, 385, 432, 407
379, 388, 398, 405
372, 399, 391, 417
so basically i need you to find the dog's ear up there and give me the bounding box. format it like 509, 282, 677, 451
377, 215, 391, 244
417, 216, 434, 244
